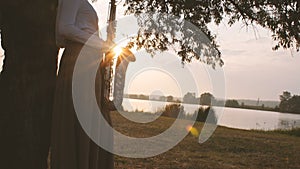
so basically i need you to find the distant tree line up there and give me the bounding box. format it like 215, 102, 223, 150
125, 94, 181, 103
224, 91, 300, 114
126, 91, 300, 114
125, 94, 149, 100
225, 99, 278, 112
182, 92, 217, 106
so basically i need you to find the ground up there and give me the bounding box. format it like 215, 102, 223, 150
111, 111, 300, 169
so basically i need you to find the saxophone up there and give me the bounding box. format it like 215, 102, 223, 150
101, 0, 135, 111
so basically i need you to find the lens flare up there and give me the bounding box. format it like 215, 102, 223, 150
186, 125, 199, 137
113, 46, 123, 57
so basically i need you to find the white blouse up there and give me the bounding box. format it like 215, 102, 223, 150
56, 0, 105, 49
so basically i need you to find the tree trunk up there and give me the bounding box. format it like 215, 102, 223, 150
0, 1, 58, 168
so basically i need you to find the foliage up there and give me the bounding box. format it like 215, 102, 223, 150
225, 99, 239, 108
127, 94, 149, 100
193, 107, 218, 124
279, 91, 300, 114
158, 103, 217, 124
161, 103, 184, 118
200, 92, 214, 105
124, 0, 300, 67
126, 12, 223, 68
183, 92, 198, 104
166, 95, 174, 102
280, 91, 292, 102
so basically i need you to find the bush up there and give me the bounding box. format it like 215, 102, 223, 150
161, 104, 184, 118
225, 99, 239, 108
193, 107, 218, 124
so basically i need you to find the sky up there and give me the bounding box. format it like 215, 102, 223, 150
0, 0, 299, 101
208, 22, 300, 101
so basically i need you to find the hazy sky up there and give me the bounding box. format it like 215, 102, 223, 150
1, 0, 299, 101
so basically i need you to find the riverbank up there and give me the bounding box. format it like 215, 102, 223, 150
225, 104, 300, 115
111, 111, 300, 169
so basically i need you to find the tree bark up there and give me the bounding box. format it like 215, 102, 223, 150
0, 1, 58, 168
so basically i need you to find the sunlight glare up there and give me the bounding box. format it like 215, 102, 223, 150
113, 46, 123, 57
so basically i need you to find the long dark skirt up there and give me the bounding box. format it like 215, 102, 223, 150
51, 42, 113, 169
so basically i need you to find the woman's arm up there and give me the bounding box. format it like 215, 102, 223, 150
57, 0, 105, 49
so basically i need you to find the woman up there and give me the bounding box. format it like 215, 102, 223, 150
51, 0, 114, 168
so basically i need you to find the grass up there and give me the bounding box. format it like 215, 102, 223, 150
259, 128, 300, 137
273, 128, 300, 137
111, 111, 300, 169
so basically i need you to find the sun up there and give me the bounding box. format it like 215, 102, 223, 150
113, 46, 123, 57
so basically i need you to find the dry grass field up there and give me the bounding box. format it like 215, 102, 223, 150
111, 111, 300, 169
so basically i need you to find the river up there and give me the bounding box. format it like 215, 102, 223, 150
121, 98, 300, 130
